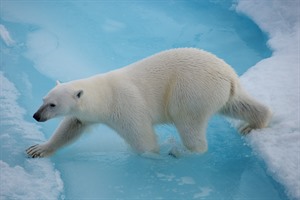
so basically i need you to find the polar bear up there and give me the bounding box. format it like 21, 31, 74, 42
26, 48, 271, 158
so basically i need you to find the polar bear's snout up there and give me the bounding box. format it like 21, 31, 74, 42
33, 106, 48, 122
33, 112, 41, 122
33, 110, 47, 122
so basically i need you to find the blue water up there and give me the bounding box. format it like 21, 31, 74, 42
1, 0, 289, 199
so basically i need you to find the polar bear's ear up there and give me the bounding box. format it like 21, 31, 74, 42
56, 80, 61, 85
74, 90, 84, 99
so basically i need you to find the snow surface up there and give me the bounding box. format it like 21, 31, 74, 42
0, 0, 299, 199
0, 72, 64, 199
236, 0, 300, 199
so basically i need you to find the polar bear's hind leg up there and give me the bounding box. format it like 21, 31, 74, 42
174, 116, 209, 153
220, 92, 272, 134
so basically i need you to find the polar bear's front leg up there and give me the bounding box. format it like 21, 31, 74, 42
123, 125, 159, 154
112, 118, 159, 154
26, 117, 88, 158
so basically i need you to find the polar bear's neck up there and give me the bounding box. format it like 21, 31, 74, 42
70, 75, 113, 123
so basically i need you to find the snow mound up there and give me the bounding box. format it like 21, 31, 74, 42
236, 0, 300, 199
0, 72, 64, 200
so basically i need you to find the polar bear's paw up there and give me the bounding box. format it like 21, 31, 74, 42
239, 124, 254, 135
168, 146, 182, 158
26, 143, 54, 158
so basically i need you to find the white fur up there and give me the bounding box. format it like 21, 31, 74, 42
27, 48, 271, 158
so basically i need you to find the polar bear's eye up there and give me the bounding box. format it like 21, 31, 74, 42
50, 103, 56, 108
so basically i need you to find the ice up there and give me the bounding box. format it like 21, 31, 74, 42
236, 0, 300, 199
178, 176, 196, 185
193, 187, 213, 199
1, 0, 271, 77
0, 0, 298, 199
0, 72, 63, 199
0, 24, 15, 46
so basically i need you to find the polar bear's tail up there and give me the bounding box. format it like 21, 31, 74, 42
219, 83, 272, 134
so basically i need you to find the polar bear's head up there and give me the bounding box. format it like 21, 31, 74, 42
33, 81, 83, 122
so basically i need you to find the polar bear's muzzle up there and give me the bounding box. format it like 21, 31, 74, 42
33, 112, 43, 122
33, 106, 48, 122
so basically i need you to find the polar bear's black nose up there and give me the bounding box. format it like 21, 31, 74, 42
33, 113, 41, 122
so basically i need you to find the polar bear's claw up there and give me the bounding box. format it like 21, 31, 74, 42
239, 124, 254, 135
26, 144, 52, 158
26, 144, 40, 158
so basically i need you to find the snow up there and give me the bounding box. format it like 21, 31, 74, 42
0, 72, 64, 199
236, 0, 300, 199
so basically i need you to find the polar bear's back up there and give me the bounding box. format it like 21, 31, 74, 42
126, 48, 237, 79
116, 48, 240, 123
